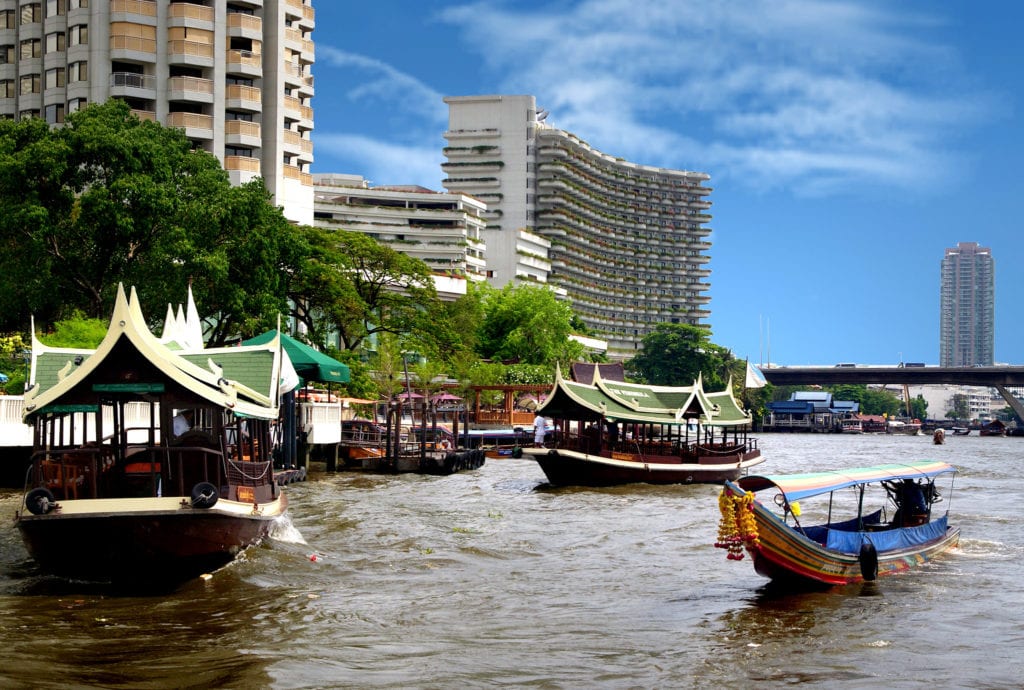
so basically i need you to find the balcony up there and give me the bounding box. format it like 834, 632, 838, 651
225, 84, 261, 112
111, 0, 157, 19
227, 12, 262, 39
225, 49, 262, 77
225, 155, 260, 173
110, 35, 157, 61
282, 129, 312, 155
166, 111, 212, 139
168, 2, 214, 27
110, 71, 155, 99
225, 119, 261, 147
167, 39, 214, 67
167, 75, 213, 103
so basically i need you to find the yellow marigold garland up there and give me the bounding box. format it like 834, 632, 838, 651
715, 488, 760, 560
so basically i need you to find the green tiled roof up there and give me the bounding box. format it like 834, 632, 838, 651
536, 367, 751, 427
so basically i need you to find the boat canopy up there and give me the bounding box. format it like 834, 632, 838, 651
534, 365, 752, 427
24, 284, 284, 421
737, 461, 957, 502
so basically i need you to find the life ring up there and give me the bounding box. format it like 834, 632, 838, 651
190, 482, 219, 509
25, 487, 56, 515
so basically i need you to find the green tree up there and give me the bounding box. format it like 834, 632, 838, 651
908, 395, 928, 421
625, 323, 733, 388
291, 229, 437, 352
0, 101, 298, 339
477, 283, 584, 367
828, 384, 902, 417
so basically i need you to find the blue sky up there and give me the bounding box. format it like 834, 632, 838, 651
308, 1, 1023, 367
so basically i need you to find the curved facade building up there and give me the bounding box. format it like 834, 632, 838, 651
443, 95, 711, 358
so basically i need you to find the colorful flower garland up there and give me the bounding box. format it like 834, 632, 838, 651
715, 488, 760, 560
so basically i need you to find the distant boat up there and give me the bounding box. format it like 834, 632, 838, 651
840, 418, 863, 434
717, 461, 960, 586
950, 427, 971, 436
979, 420, 1007, 437
522, 367, 763, 486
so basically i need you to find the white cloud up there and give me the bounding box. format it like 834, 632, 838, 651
316, 46, 448, 125
436, 0, 994, 194
314, 134, 445, 190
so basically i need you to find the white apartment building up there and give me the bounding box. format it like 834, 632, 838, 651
442, 94, 712, 359
0, 0, 315, 223
312, 173, 488, 301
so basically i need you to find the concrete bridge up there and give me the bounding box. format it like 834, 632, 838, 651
760, 365, 1024, 420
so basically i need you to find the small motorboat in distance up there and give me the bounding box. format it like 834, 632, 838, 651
716, 461, 960, 586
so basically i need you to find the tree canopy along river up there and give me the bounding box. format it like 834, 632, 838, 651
0, 432, 1019, 688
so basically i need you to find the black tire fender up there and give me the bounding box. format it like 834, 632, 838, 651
859, 541, 879, 581
190, 482, 219, 509
25, 487, 56, 515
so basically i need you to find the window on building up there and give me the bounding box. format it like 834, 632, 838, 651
21, 3, 41, 24
226, 145, 253, 157
67, 96, 86, 112
0, 10, 14, 28
69, 0, 87, 8
69, 60, 87, 81
45, 0, 65, 17
0, 80, 13, 98
44, 102, 63, 124
0, 45, 12, 64
44, 67, 64, 89
18, 109, 40, 120
19, 74, 40, 95
69, 24, 87, 45
45, 32, 65, 53
20, 39, 41, 59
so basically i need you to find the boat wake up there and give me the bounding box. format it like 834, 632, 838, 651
270, 513, 307, 545
953, 538, 1021, 560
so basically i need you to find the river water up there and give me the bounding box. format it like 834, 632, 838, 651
0, 432, 1020, 689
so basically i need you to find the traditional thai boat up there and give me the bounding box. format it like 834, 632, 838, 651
15, 285, 289, 584
521, 367, 763, 486
932, 428, 945, 445
716, 461, 960, 586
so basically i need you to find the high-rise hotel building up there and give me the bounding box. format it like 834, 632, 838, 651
442, 95, 712, 358
0, 0, 315, 223
940, 241, 994, 367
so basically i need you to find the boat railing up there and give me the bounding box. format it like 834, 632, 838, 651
551, 429, 756, 462
27, 440, 229, 501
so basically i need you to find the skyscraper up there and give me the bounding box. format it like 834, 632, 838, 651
940, 241, 994, 367
0, 0, 315, 223
442, 95, 712, 359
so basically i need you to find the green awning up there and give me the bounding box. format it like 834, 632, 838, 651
243, 331, 350, 385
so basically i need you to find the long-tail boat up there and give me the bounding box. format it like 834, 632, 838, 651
716, 461, 960, 586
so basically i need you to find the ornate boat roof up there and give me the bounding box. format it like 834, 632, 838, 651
24, 284, 283, 420
535, 365, 752, 427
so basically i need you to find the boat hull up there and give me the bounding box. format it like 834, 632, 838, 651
16, 495, 286, 582
525, 447, 764, 487
738, 492, 959, 586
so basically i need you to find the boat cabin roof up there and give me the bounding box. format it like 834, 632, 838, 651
535, 365, 751, 427
24, 284, 284, 421
737, 461, 957, 502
